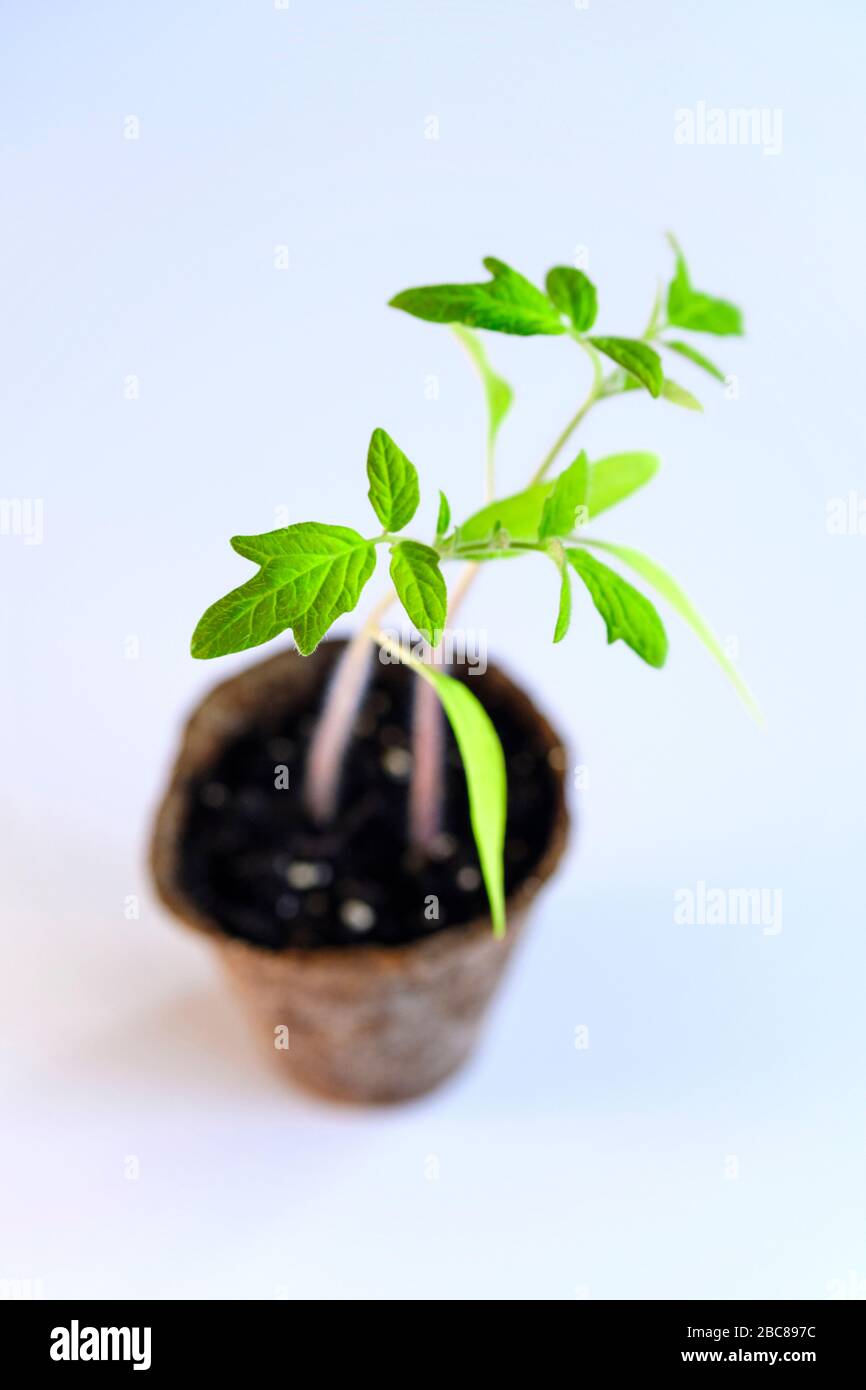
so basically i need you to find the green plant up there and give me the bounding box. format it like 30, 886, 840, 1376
192, 235, 758, 936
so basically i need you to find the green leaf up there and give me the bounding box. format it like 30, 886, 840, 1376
451, 325, 514, 445
664, 339, 726, 383
389, 257, 565, 336
192, 523, 376, 659
425, 673, 506, 934
380, 639, 507, 935
589, 337, 664, 397
457, 482, 552, 548
538, 452, 589, 539
666, 234, 744, 336
566, 548, 668, 668
426, 675, 507, 934
587, 452, 660, 518
601, 368, 644, 397
661, 378, 703, 412
553, 560, 572, 643
436, 489, 452, 540
579, 539, 763, 723
366, 428, 420, 531
545, 266, 598, 332
389, 540, 447, 645
456, 453, 659, 550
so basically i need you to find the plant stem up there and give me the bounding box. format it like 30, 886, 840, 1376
303, 588, 395, 824
528, 396, 595, 485
408, 353, 494, 850
641, 279, 665, 340
446, 559, 480, 607
408, 637, 445, 851
407, 558, 482, 851
529, 340, 604, 485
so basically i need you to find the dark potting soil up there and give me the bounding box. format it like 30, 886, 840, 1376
179, 654, 563, 949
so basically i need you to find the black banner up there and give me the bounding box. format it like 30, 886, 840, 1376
2, 1299, 861, 1373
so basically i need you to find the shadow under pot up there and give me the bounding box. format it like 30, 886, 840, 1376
151, 640, 570, 1104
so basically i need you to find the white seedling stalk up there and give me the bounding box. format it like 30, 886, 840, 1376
407, 640, 445, 850
406, 564, 478, 850
304, 591, 393, 824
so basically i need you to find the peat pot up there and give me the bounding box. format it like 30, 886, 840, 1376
151, 641, 569, 1103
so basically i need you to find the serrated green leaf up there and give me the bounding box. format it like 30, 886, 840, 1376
664, 339, 726, 383
538, 451, 589, 539
366, 428, 420, 531
587, 452, 660, 518
545, 266, 598, 332
566, 548, 668, 668
589, 337, 664, 397
390, 540, 447, 645
436, 489, 452, 540
661, 378, 703, 412
389, 257, 565, 336
553, 563, 572, 643
192, 523, 376, 659
451, 325, 514, 445
380, 639, 507, 935
579, 539, 763, 723
666, 234, 744, 336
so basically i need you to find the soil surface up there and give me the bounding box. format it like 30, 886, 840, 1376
179, 653, 564, 949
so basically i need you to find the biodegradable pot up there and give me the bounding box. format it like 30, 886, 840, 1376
151, 643, 569, 1104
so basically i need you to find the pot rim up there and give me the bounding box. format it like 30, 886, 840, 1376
150, 640, 570, 970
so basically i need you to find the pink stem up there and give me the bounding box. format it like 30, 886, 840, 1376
303, 590, 396, 823
408, 640, 445, 850
304, 633, 374, 824
407, 564, 478, 854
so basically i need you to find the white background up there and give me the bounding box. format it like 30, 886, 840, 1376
2, 0, 864, 1299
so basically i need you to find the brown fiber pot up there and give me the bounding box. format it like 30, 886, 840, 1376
151, 643, 570, 1104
